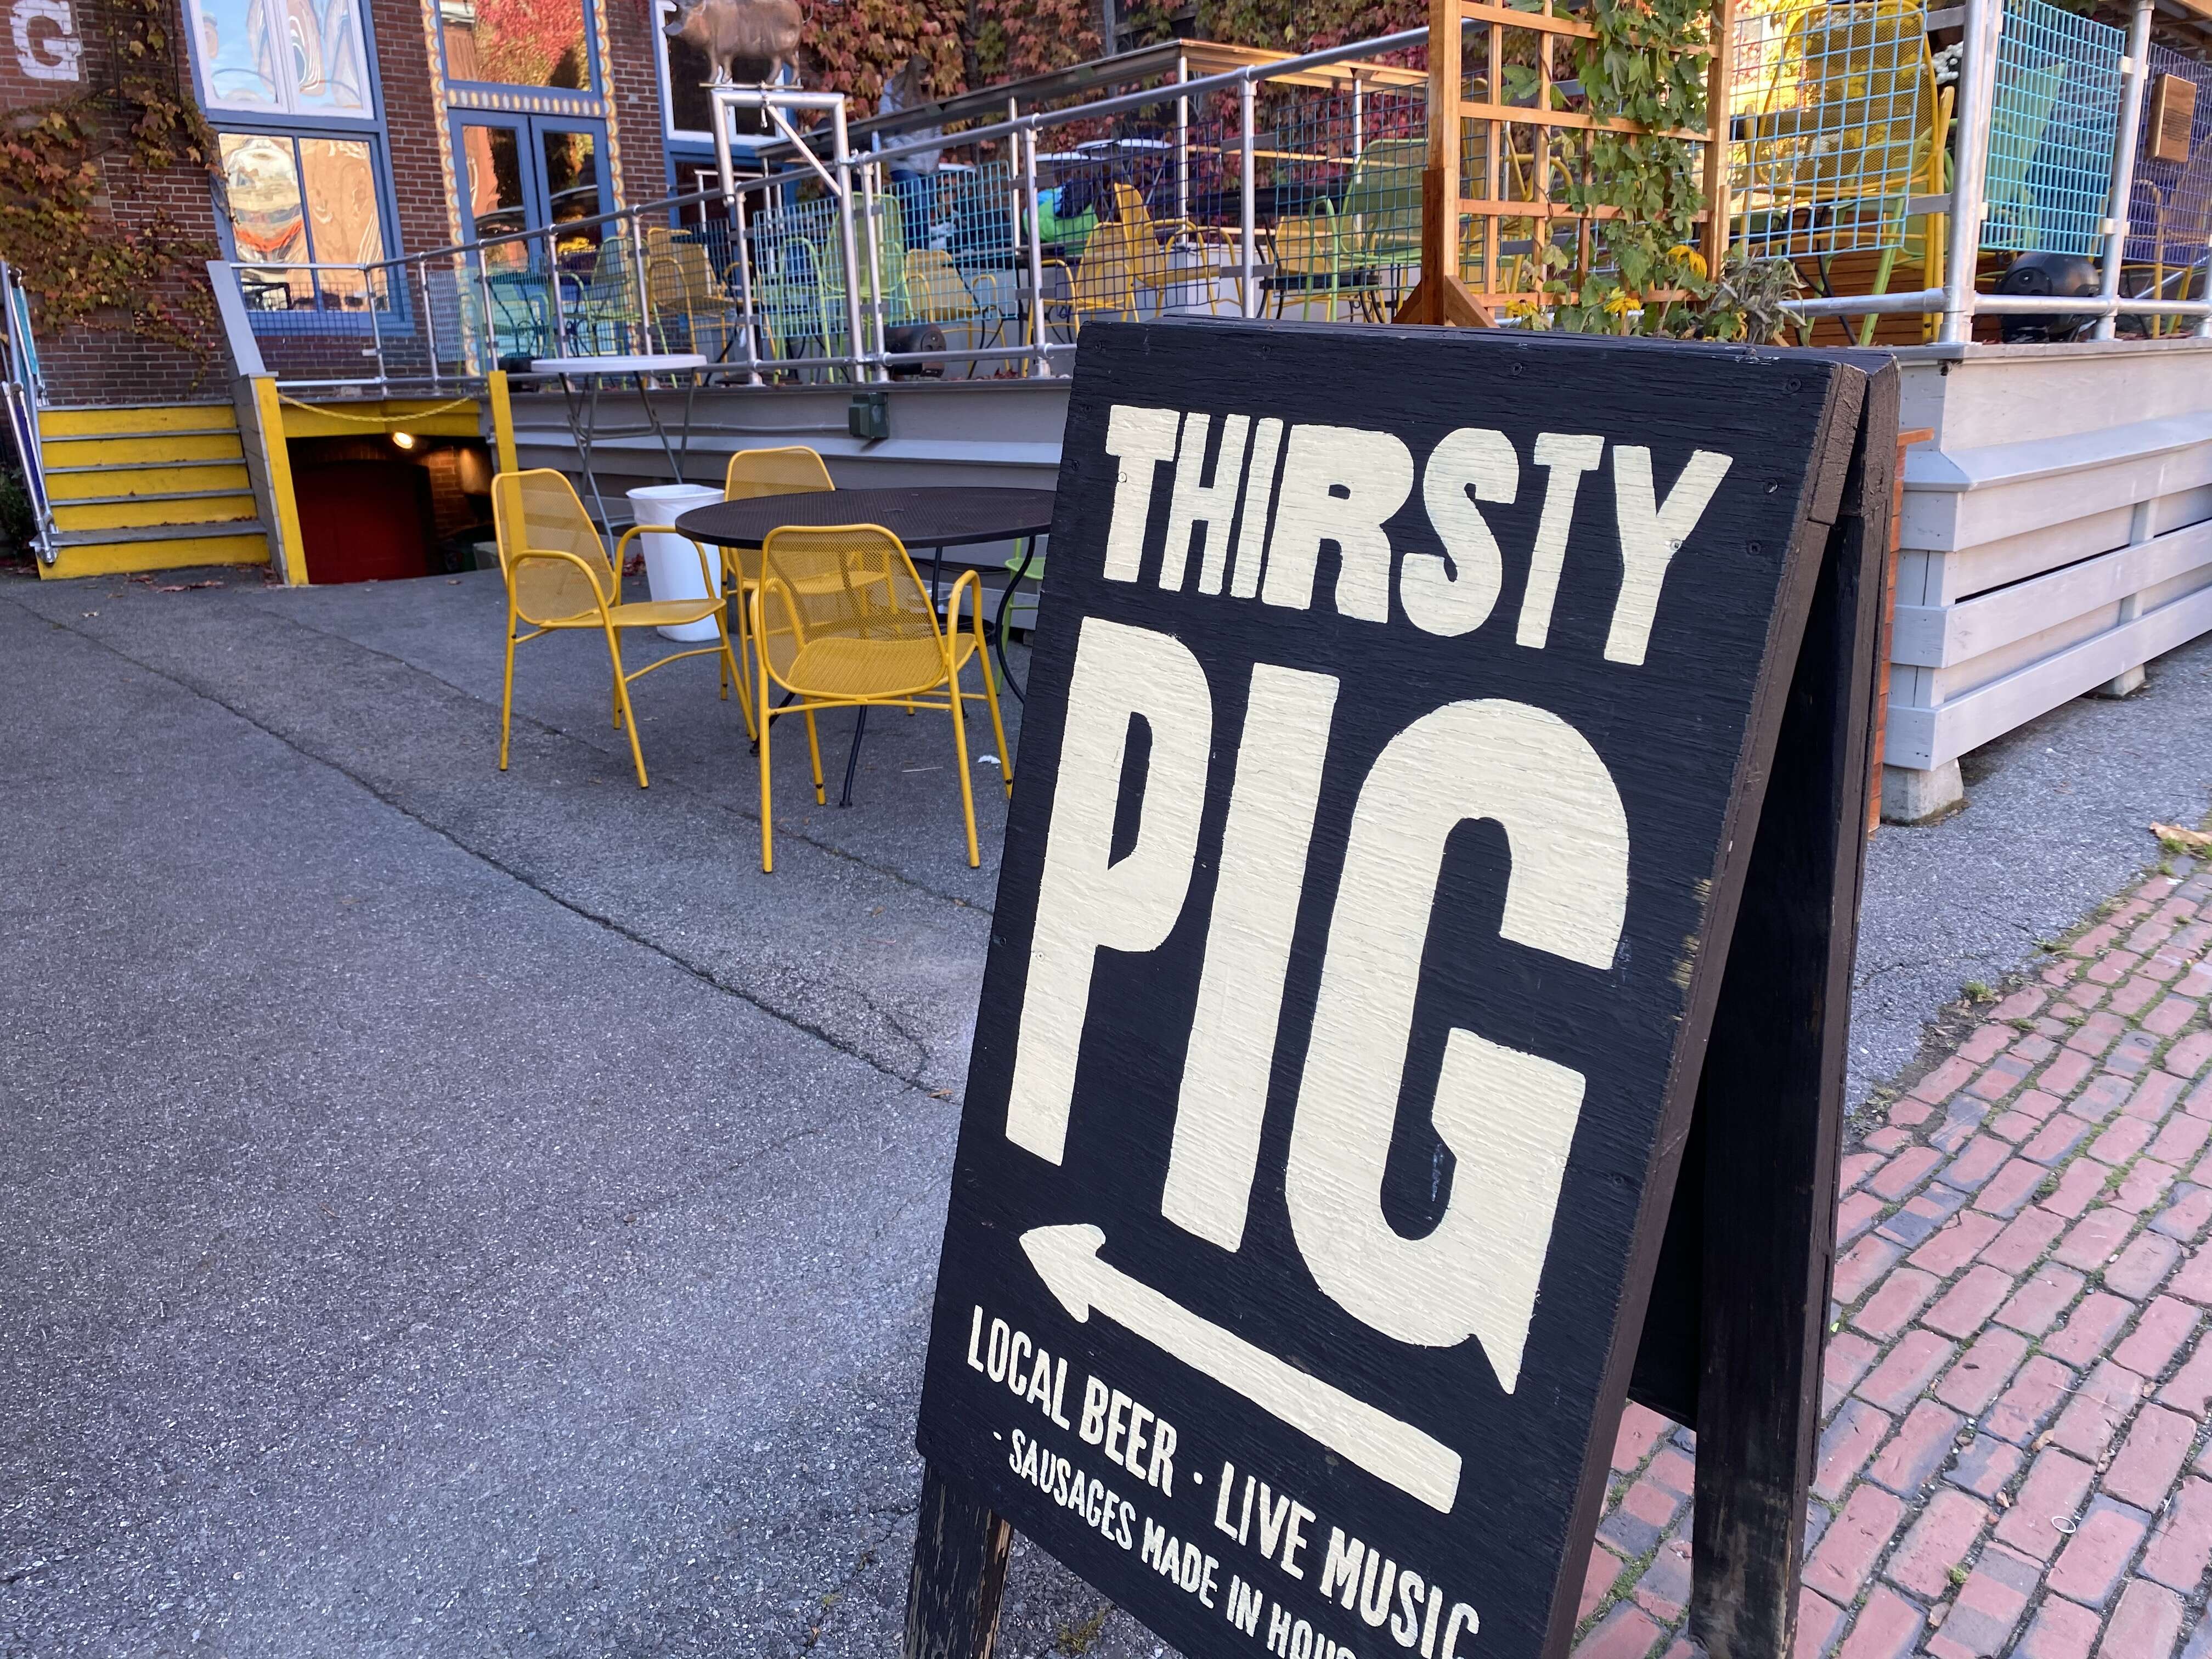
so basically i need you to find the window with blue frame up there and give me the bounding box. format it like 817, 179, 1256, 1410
219, 132, 392, 311
185, 0, 399, 319
438, 0, 596, 93
187, 0, 372, 116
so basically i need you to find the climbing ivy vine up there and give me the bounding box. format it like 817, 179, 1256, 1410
0, 0, 221, 360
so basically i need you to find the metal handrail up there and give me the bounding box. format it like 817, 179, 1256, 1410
1, 260, 57, 566
208, 3, 2212, 398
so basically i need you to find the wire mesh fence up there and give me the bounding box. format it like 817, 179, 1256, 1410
216, 6, 2206, 389
1983, 0, 2124, 256
2125, 46, 2211, 280
1729, 0, 1938, 261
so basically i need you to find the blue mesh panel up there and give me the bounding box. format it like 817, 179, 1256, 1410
1983, 0, 2123, 256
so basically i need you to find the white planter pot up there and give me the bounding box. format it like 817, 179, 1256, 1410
626, 483, 725, 642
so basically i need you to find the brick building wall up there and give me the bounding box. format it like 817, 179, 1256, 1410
600, 0, 669, 204
10, 0, 674, 412
364, 0, 459, 260
5, 0, 232, 408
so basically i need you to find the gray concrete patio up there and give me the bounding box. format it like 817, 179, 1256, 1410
3, 562, 2210, 1658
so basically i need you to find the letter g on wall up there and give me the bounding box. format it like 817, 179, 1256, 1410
13, 0, 81, 81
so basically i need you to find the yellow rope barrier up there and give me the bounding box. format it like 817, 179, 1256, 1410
276, 394, 481, 424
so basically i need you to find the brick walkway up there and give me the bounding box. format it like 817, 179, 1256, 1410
1576, 855, 2212, 1659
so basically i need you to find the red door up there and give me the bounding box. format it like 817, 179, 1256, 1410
293, 460, 434, 584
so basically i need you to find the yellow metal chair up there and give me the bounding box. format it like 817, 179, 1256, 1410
720, 444, 836, 656
492, 469, 746, 788
748, 523, 1012, 872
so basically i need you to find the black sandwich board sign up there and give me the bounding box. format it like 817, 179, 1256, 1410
907, 318, 1898, 1659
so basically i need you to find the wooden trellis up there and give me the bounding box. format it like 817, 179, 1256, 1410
1400, 0, 1735, 323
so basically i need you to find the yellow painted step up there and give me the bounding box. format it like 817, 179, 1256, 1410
40, 404, 239, 438
43, 532, 270, 580
44, 432, 244, 466
43, 462, 252, 500
51, 494, 261, 531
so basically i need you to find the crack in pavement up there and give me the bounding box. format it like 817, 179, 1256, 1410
10, 600, 943, 1099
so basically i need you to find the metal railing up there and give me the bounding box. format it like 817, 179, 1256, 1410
1, 259, 56, 566
207, 0, 2212, 391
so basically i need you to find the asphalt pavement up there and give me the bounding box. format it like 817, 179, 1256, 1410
2, 564, 2207, 1658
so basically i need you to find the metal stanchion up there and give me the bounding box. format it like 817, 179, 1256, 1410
1938, 0, 2000, 347
2093, 0, 2154, 340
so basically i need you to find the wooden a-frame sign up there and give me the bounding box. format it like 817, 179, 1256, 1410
907, 318, 1899, 1659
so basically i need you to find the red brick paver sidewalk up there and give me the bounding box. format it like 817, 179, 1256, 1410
1578, 857, 2212, 1659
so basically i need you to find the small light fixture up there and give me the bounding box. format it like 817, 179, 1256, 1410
391, 430, 417, 450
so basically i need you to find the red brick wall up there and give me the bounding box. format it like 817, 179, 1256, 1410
601, 0, 669, 205
365, 0, 460, 257
18, 0, 230, 408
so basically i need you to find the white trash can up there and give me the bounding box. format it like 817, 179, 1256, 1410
626, 483, 725, 641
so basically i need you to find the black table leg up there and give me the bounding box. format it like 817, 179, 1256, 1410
992, 535, 1037, 704
840, 707, 868, 807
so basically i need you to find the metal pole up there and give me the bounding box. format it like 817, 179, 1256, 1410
1239, 77, 1257, 318
363, 263, 387, 387
1939, 0, 2000, 347
422, 258, 441, 388
629, 211, 657, 355
732, 186, 763, 385
860, 161, 888, 380
1176, 54, 1190, 223
475, 252, 497, 376
1353, 73, 1365, 159
2092, 0, 2153, 340
1023, 128, 1048, 377
546, 228, 571, 355
831, 99, 868, 385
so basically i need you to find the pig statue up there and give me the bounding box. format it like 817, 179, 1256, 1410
663, 0, 803, 87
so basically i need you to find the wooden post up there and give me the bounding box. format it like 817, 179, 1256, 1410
1701, 0, 1735, 278
1867, 427, 1934, 834
905, 1463, 1012, 1659
1689, 366, 1896, 1659
1396, 0, 1495, 326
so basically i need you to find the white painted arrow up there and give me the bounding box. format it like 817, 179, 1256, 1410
1020, 1224, 1462, 1513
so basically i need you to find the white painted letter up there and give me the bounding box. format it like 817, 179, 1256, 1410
1284, 701, 1628, 1391
1607, 446, 1733, 665
1513, 433, 1604, 650
1006, 618, 1212, 1163
1403, 427, 1516, 638
1164, 662, 1340, 1250
12, 0, 80, 80
1221, 416, 1284, 598
1161, 412, 1252, 592
1102, 405, 1182, 582
1261, 425, 1413, 620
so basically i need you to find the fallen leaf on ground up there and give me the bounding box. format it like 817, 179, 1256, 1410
2152, 822, 2212, 850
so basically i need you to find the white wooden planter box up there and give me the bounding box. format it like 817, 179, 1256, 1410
1886, 338, 2212, 820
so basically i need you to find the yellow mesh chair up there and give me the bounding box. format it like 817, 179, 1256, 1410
721, 445, 838, 681
492, 469, 746, 788
748, 523, 1012, 873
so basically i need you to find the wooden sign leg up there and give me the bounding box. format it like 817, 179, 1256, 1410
905, 1462, 1013, 1659
1689, 377, 1896, 1657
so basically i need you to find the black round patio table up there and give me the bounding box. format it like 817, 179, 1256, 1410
678, 486, 1054, 699
675, 486, 1054, 803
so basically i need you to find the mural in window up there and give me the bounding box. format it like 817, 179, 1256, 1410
221, 133, 390, 309
439, 0, 590, 90
190, 0, 369, 115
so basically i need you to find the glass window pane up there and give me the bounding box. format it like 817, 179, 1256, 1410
194, 0, 283, 109
220, 132, 309, 305
543, 127, 603, 262
658, 3, 713, 136
462, 123, 531, 269
300, 139, 385, 270
442, 0, 588, 89
289, 0, 370, 113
